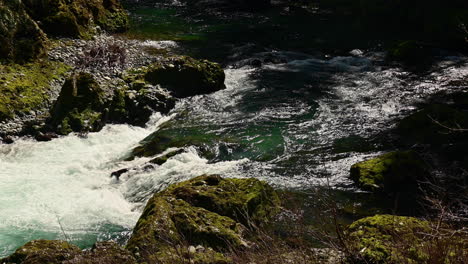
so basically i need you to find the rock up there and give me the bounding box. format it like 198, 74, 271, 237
2, 135, 14, 144
49, 72, 107, 135
397, 104, 468, 146
346, 215, 431, 264
110, 168, 129, 180
35, 132, 59, 142
387, 40, 433, 67
0, 0, 48, 62
64, 241, 137, 264
0, 240, 81, 264
126, 125, 218, 161
126, 175, 280, 263
23, 0, 129, 39
0, 61, 70, 123
1, 240, 136, 264
143, 56, 226, 98
350, 151, 428, 193
149, 149, 186, 165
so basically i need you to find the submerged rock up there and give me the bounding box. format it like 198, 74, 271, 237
126, 175, 280, 263
23, 0, 129, 38
350, 151, 428, 193
0, 0, 48, 63
346, 214, 430, 264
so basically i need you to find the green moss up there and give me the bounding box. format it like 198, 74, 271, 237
350, 151, 428, 193
1, 239, 81, 264
126, 175, 280, 264
347, 215, 431, 263
0, 61, 70, 121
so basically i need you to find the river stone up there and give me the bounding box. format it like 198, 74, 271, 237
0, 240, 81, 264
346, 214, 431, 264
126, 175, 280, 263
0, 0, 48, 62
23, 0, 129, 38
350, 151, 428, 193
144, 56, 226, 98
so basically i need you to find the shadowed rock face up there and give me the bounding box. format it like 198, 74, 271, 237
0, 0, 48, 62
126, 175, 280, 264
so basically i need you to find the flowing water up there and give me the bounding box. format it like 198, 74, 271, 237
1, 2, 467, 257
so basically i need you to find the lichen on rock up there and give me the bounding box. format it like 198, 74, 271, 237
126, 175, 280, 264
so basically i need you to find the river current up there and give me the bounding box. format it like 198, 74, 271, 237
0, 3, 467, 257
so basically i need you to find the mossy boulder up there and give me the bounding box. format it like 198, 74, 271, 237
346, 215, 431, 264
23, 0, 129, 39
49, 72, 107, 135
0, 61, 70, 122
0, 240, 81, 264
397, 104, 468, 146
126, 175, 280, 263
64, 241, 137, 264
0, 0, 48, 62
143, 56, 226, 98
350, 151, 428, 193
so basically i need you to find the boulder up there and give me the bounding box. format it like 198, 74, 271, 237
0, 0, 48, 62
126, 175, 280, 263
0, 61, 70, 122
23, 0, 129, 38
64, 242, 137, 264
0, 240, 81, 264
346, 215, 430, 264
397, 104, 468, 146
49, 72, 107, 135
350, 151, 428, 193
143, 56, 226, 98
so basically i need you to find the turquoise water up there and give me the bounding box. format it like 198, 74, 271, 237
1, 2, 467, 257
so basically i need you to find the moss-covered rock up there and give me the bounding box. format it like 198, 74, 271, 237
126, 175, 280, 263
350, 151, 428, 193
64, 241, 137, 264
0, 61, 70, 122
23, 0, 129, 39
143, 56, 226, 98
387, 40, 433, 67
49, 72, 107, 134
0, 0, 48, 62
397, 104, 468, 146
346, 215, 431, 263
0, 240, 81, 264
